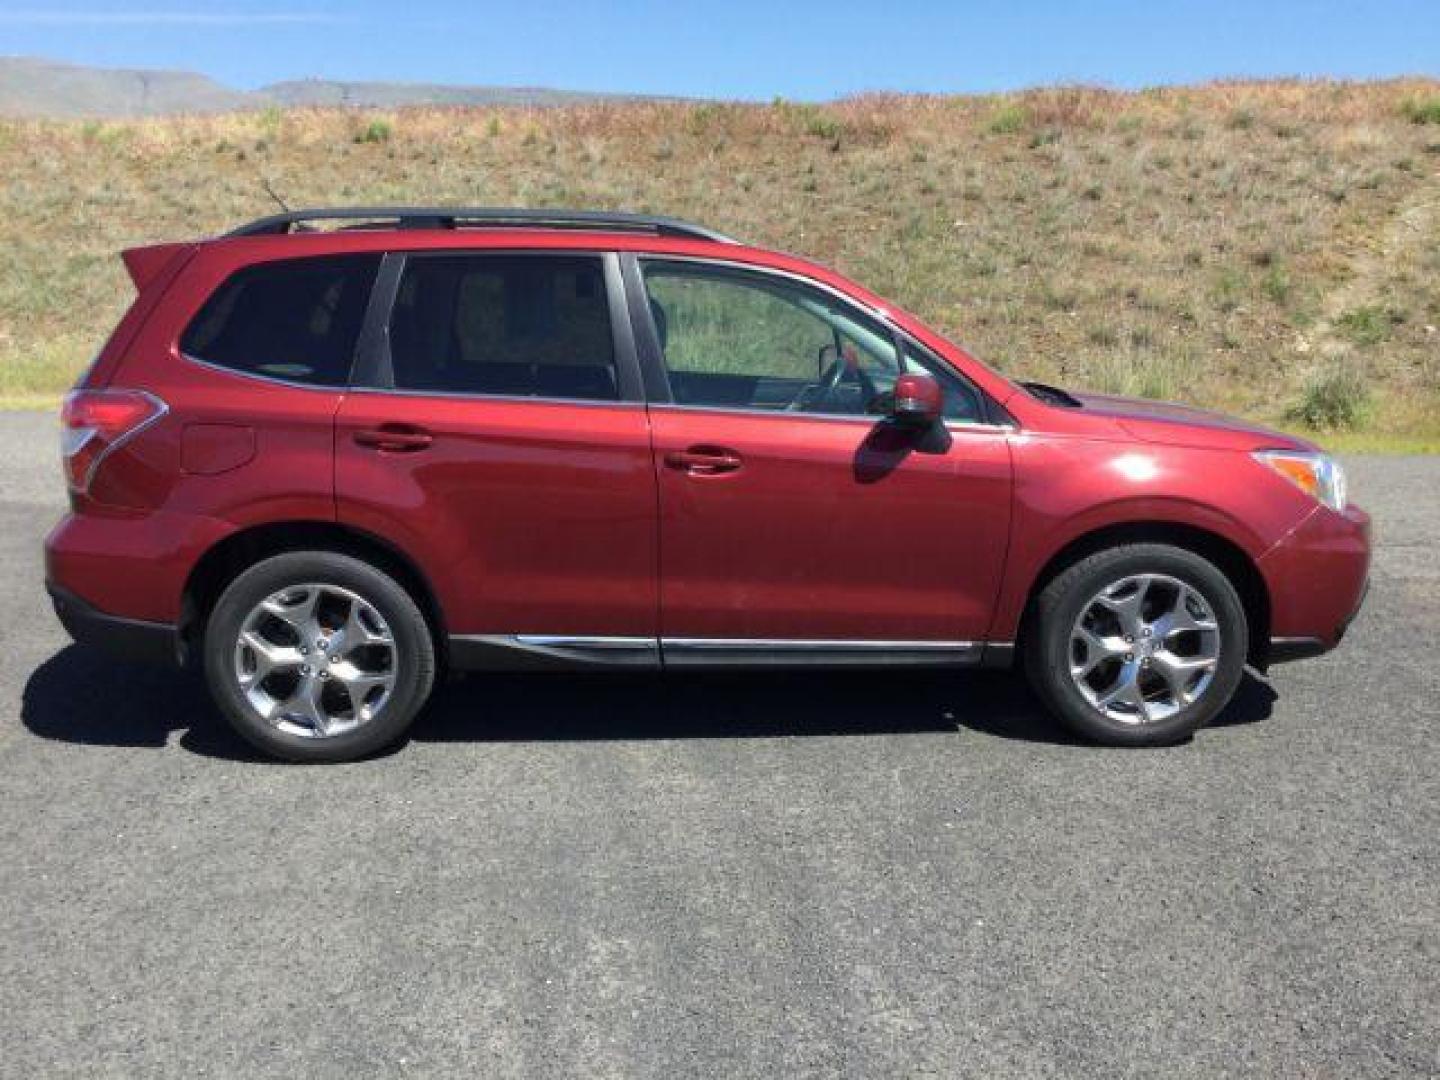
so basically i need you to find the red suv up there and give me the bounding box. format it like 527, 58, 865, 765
46, 207, 1370, 761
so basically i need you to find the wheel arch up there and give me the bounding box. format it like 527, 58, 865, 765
1013, 520, 1271, 670
180, 520, 448, 666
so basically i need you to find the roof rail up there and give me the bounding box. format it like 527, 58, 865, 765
225, 207, 738, 244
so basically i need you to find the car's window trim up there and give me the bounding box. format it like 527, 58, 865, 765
175, 348, 359, 394
351, 250, 404, 388
354, 248, 645, 404
625, 252, 1006, 425
648, 400, 1015, 434
341, 384, 646, 411
618, 251, 672, 403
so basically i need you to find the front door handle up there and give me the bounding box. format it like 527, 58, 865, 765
354, 424, 433, 453
664, 446, 743, 475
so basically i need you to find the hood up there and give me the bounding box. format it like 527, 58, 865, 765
1069, 391, 1315, 453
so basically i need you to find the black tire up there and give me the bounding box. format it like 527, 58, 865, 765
1023, 543, 1248, 746
202, 551, 435, 762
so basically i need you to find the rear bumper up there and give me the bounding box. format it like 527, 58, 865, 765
47, 583, 180, 665
44, 507, 230, 625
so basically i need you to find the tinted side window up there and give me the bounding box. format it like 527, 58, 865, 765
643, 260, 990, 423
181, 255, 380, 386
642, 261, 902, 416
388, 255, 618, 401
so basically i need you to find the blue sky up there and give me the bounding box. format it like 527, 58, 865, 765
1, 0, 1437, 99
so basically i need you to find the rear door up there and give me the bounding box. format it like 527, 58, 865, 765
627, 256, 1012, 659
334, 251, 658, 661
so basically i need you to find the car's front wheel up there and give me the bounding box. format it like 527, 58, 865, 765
1023, 543, 1248, 746
202, 552, 435, 762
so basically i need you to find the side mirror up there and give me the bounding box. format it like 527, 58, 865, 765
888, 373, 942, 426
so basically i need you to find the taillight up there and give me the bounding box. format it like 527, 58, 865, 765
60, 389, 167, 493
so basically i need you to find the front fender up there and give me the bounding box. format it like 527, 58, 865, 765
986, 434, 1312, 642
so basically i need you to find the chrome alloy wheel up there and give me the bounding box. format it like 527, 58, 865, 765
1068, 573, 1220, 725
232, 583, 398, 738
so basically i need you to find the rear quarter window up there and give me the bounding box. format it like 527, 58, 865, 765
180, 255, 380, 386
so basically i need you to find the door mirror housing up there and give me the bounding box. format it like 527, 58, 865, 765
888, 373, 943, 426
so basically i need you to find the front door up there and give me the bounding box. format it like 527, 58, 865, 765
633, 257, 1011, 661
335, 251, 658, 660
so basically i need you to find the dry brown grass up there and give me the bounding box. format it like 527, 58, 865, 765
2, 79, 1438, 440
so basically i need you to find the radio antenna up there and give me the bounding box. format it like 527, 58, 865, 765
260, 175, 290, 214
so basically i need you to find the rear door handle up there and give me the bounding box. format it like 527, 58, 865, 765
354, 424, 433, 453
664, 446, 742, 475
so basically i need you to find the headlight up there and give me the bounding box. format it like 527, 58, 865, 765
1253, 450, 1347, 511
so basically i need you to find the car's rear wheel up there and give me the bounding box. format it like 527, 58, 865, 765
203, 552, 435, 762
1023, 543, 1248, 746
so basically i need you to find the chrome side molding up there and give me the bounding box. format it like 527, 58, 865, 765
516, 635, 656, 650
449, 634, 660, 672
449, 635, 996, 672
661, 638, 980, 669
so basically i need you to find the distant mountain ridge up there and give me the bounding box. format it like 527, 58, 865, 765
263, 78, 642, 109
0, 56, 657, 117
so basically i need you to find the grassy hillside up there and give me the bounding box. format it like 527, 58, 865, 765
2, 80, 1438, 446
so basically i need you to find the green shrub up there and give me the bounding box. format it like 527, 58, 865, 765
804, 112, 843, 142
686, 102, 724, 133
1261, 265, 1292, 305
1286, 365, 1371, 430
1336, 305, 1402, 346
354, 118, 392, 144
1400, 98, 1440, 125
771, 100, 844, 144
1212, 267, 1245, 313
1039, 280, 1078, 312
986, 104, 1027, 135
258, 105, 283, 139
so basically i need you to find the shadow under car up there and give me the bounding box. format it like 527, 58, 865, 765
21, 645, 1277, 762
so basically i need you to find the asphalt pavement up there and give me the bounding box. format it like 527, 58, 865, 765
0, 410, 1435, 1078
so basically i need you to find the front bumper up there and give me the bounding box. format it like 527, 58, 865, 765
1258, 502, 1371, 664
47, 583, 180, 665
1266, 574, 1369, 665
